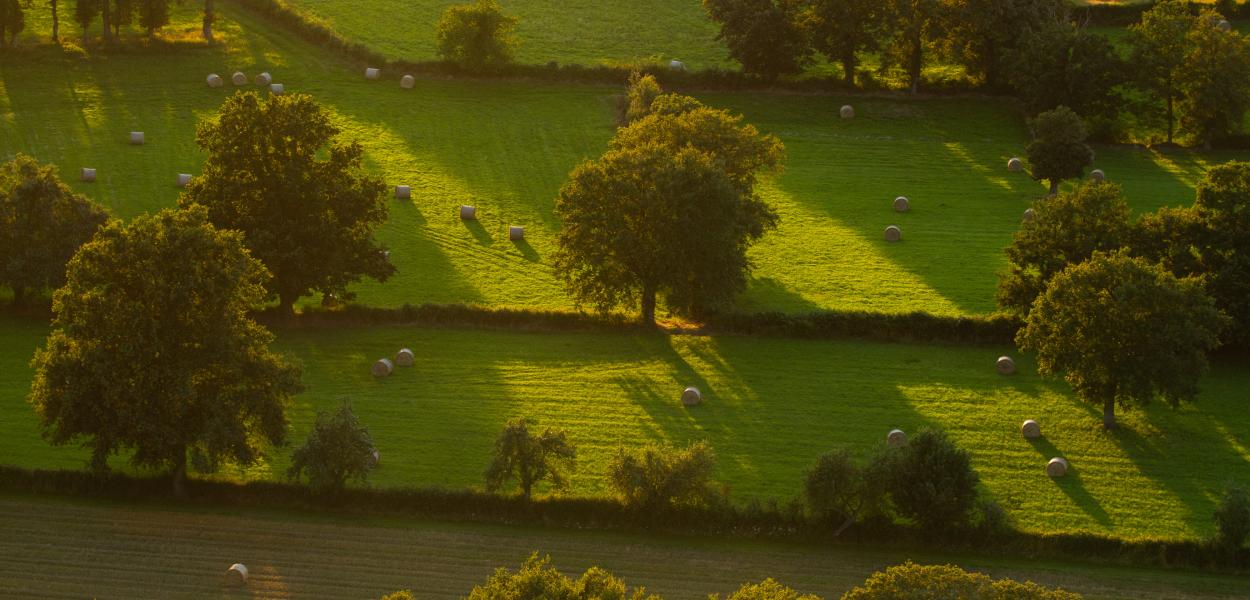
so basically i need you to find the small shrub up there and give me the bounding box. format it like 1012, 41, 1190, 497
840, 561, 1083, 599
1214, 482, 1250, 549
884, 429, 980, 532
287, 402, 376, 494
435, 0, 517, 73
608, 441, 718, 511
483, 418, 576, 500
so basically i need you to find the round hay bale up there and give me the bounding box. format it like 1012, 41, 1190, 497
1008, 157, 1023, 172
887, 428, 908, 448
460, 205, 477, 220
395, 348, 414, 367
255, 72, 272, 86
130, 131, 145, 145
395, 185, 411, 200
371, 358, 394, 378
207, 74, 224, 88
1021, 419, 1042, 439
996, 356, 1016, 375
232, 71, 248, 86
840, 105, 855, 119
365, 67, 380, 80
370, 448, 381, 466
681, 386, 702, 406
81, 168, 97, 182
884, 225, 902, 242
893, 196, 910, 213
509, 226, 525, 241
1046, 457, 1069, 477
669, 59, 686, 72
400, 75, 415, 89
1090, 169, 1106, 183
1023, 208, 1036, 222
269, 83, 285, 95
1218, 19, 1233, 32
177, 173, 192, 187
225, 563, 248, 587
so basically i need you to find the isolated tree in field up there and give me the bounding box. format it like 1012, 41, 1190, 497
882, 0, 947, 95
1007, 23, 1125, 128
942, 0, 1066, 89
800, 0, 880, 85
1176, 11, 1250, 148
804, 448, 889, 537
1214, 482, 1250, 549
73, 0, 97, 42
136, 0, 168, 36
435, 0, 517, 73
884, 428, 980, 532
288, 402, 376, 494
466, 553, 659, 600
998, 182, 1132, 317
181, 92, 395, 316
842, 562, 1083, 600
608, 441, 718, 511
28, 207, 302, 494
1026, 106, 1094, 194
703, 0, 809, 80
484, 418, 576, 501
1018, 252, 1226, 430
713, 579, 818, 600
0, 155, 109, 306
0, 0, 25, 48
1128, 0, 1198, 144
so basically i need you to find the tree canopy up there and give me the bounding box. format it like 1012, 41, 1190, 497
465, 553, 660, 600
1128, 0, 1198, 144
1007, 22, 1125, 130
435, 0, 518, 72
1176, 10, 1250, 147
484, 418, 576, 500
801, 0, 880, 84
703, 0, 810, 80
1025, 106, 1095, 194
842, 562, 1083, 600
288, 401, 377, 494
608, 441, 719, 511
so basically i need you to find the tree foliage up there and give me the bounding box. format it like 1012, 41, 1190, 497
998, 182, 1133, 317
135, 0, 169, 36
180, 92, 394, 316
1017, 251, 1226, 429
703, 0, 809, 80
883, 429, 980, 532
0, 154, 109, 306
800, 0, 880, 84
713, 579, 819, 600
622, 71, 663, 126
1175, 10, 1250, 147
881, 0, 947, 94
484, 418, 576, 500
941, 0, 1066, 89
841, 561, 1083, 600
1213, 482, 1250, 549
28, 207, 302, 493
466, 553, 659, 600
435, 0, 517, 73
288, 401, 376, 494
804, 448, 888, 536
1007, 22, 1125, 130
73, 0, 97, 41
0, 0, 25, 48
1128, 0, 1198, 144
1025, 106, 1095, 194
608, 441, 718, 511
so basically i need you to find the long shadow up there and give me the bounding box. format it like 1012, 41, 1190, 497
462, 218, 493, 246
1028, 436, 1112, 528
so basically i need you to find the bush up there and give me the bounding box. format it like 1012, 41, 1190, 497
884, 429, 980, 532
1214, 482, 1250, 549
464, 553, 658, 600
803, 448, 888, 536
840, 561, 1083, 599
608, 441, 719, 511
715, 579, 819, 600
380, 592, 415, 600
287, 402, 376, 494
435, 0, 517, 73
484, 418, 576, 500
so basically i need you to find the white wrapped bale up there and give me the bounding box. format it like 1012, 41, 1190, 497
840, 105, 855, 119
255, 72, 272, 86
1090, 169, 1106, 183
225, 563, 248, 587
893, 196, 910, 213
1023, 208, 1036, 222
400, 75, 415, 89
1021, 419, 1042, 439
669, 60, 686, 72
207, 74, 224, 88
365, 67, 380, 80
177, 174, 192, 187
371, 358, 394, 377
80, 168, 97, 182
1218, 19, 1233, 32
681, 386, 702, 406
395, 348, 414, 367
130, 131, 145, 145
232, 72, 248, 86
370, 449, 381, 466
509, 226, 525, 241
395, 185, 411, 200
884, 225, 902, 242
887, 429, 908, 448
997, 356, 1016, 375
269, 83, 285, 94
459, 205, 477, 220
1046, 457, 1069, 477
1008, 157, 1023, 172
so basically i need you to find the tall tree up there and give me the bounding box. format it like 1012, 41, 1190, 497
73, 0, 97, 43
136, 0, 167, 36
703, 0, 809, 80
0, 154, 110, 306
1007, 22, 1125, 128
998, 182, 1132, 317
1176, 10, 1250, 148
1017, 251, 1226, 430
180, 92, 395, 316
28, 207, 303, 494
435, 0, 517, 73
0, 0, 25, 48
1128, 0, 1198, 144
49, 0, 58, 43
801, 0, 880, 85
1026, 106, 1095, 195
483, 418, 576, 501
882, 0, 947, 94
942, 0, 1066, 89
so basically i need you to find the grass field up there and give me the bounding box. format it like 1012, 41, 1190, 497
3, 314, 1249, 541
3, 3, 1244, 317
4, 494, 1249, 600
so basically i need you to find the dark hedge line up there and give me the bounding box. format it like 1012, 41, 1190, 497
1, 466, 1245, 572
1079, 1, 1250, 26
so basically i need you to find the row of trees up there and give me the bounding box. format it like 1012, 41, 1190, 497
0, 0, 218, 45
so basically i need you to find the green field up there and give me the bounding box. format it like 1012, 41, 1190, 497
3, 494, 1248, 599
2, 2, 1244, 317
3, 314, 1249, 541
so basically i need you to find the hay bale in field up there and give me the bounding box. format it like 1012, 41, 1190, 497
1046, 457, 1069, 477
893, 196, 910, 213
1090, 169, 1106, 183
130, 131, 145, 145
269, 83, 285, 94
884, 225, 902, 242
1008, 157, 1023, 172
509, 226, 525, 241
177, 174, 192, 187
225, 563, 248, 587
887, 429, 908, 448
366, 67, 380, 80
232, 72, 248, 86
255, 72, 272, 86
460, 205, 478, 220
996, 356, 1016, 375
681, 386, 702, 406
395, 185, 411, 200
401, 75, 415, 89
1021, 419, 1042, 439
207, 74, 224, 88
1023, 208, 1036, 222
669, 60, 686, 72
1218, 19, 1233, 32
372, 358, 394, 377
840, 105, 855, 119
81, 168, 96, 182
395, 348, 414, 367
370, 448, 381, 466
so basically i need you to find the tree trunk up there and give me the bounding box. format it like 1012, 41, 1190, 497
171, 446, 188, 497
1102, 397, 1118, 430
202, 0, 214, 42
101, 0, 111, 43
1049, 179, 1060, 195
51, 0, 60, 43
640, 283, 657, 326
278, 291, 298, 320
908, 36, 922, 95
10, 286, 25, 307
832, 515, 857, 537
840, 52, 856, 86
1166, 92, 1175, 145
521, 477, 532, 501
